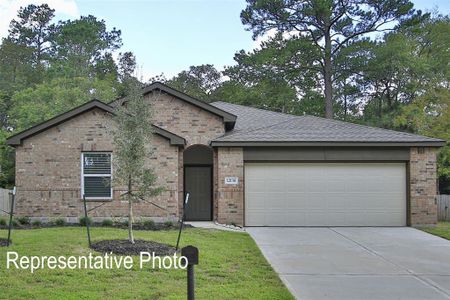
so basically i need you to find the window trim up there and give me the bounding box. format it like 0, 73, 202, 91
81, 152, 113, 200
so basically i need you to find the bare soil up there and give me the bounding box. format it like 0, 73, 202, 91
90, 239, 176, 256
0, 238, 10, 246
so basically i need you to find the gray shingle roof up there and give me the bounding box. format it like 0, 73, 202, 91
210, 101, 445, 146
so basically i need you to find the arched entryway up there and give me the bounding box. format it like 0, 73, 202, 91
183, 145, 213, 221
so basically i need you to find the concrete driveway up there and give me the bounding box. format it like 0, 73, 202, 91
247, 227, 450, 300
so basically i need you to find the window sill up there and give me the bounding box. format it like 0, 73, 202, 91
82, 198, 113, 202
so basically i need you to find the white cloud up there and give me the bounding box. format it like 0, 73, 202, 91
0, 0, 79, 40
252, 28, 278, 50
251, 28, 298, 50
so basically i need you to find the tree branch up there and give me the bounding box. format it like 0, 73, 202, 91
332, 17, 396, 55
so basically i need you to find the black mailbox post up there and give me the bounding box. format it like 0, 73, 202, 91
181, 245, 199, 300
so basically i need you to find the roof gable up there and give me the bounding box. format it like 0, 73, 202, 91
6, 99, 186, 147
111, 82, 237, 129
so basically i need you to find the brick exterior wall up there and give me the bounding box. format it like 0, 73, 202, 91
14, 108, 180, 222
149, 92, 225, 146
148, 91, 226, 219
13, 91, 228, 223
11, 92, 441, 227
217, 147, 244, 226
409, 147, 438, 226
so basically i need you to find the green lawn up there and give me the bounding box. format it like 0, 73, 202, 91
422, 222, 450, 240
0, 227, 293, 300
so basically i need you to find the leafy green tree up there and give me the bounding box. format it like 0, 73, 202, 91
214, 79, 299, 113
223, 33, 321, 115
0, 5, 135, 188
94, 53, 118, 81
0, 40, 34, 93
51, 15, 122, 77
116, 52, 138, 97
10, 77, 117, 131
0, 131, 15, 188
226, 33, 320, 88
8, 4, 55, 74
241, 0, 416, 118
118, 52, 137, 78
396, 87, 450, 188
112, 79, 163, 243
359, 15, 450, 127
166, 64, 222, 102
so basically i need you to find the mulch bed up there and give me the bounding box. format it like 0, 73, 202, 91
0, 238, 10, 246
0, 222, 192, 231
90, 239, 176, 256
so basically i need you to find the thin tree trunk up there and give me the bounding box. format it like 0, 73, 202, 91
344, 93, 348, 121
128, 178, 134, 244
324, 29, 333, 119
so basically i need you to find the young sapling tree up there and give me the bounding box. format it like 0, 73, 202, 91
112, 79, 164, 243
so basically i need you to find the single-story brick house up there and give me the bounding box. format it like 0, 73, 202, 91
6, 82, 445, 226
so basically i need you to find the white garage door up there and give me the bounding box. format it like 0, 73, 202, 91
245, 163, 406, 226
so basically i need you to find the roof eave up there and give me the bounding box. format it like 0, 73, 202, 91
151, 125, 186, 146
6, 99, 186, 147
210, 141, 447, 147
6, 99, 114, 147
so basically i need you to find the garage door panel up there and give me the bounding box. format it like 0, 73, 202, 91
245, 163, 406, 226
307, 181, 324, 193
264, 179, 285, 192
265, 193, 283, 209
306, 193, 328, 209
285, 193, 308, 208
326, 180, 347, 193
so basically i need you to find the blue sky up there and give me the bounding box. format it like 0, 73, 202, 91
1, 0, 449, 80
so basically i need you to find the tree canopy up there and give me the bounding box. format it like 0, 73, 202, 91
0, 3, 448, 192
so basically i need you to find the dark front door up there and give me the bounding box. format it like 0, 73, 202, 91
184, 166, 212, 221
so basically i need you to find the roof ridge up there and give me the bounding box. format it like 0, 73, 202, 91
211, 101, 300, 119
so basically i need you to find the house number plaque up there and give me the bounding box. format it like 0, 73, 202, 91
224, 177, 239, 185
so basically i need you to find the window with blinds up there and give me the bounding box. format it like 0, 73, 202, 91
81, 153, 112, 199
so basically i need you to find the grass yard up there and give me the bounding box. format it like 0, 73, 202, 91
0, 227, 293, 300
421, 222, 450, 240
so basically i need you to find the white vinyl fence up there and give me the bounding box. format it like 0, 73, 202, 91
0, 188, 12, 216
437, 195, 450, 221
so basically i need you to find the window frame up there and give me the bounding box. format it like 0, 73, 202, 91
81, 152, 113, 200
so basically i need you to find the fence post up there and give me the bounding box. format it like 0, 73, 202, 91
176, 193, 189, 251
181, 245, 198, 300
7, 187, 16, 247
83, 195, 91, 247
436, 195, 450, 222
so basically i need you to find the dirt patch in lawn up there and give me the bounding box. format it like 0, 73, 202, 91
0, 238, 10, 246
91, 239, 176, 256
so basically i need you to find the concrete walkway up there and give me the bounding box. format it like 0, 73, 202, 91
247, 227, 450, 300
185, 221, 245, 232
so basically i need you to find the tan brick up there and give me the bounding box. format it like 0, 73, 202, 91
409, 147, 438, 226
14, 93, 228, 222
216, 147, 244, 226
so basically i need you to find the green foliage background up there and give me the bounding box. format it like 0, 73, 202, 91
0, 3, 449, 192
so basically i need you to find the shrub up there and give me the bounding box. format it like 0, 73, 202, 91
164, 220, 174, 227
10, 219, 18, 226
0, 218, 6, 226
54, 218, 66, 226
101, 219, 113, 227
32, 220, 42, 227
79, 216, 92, 226
143, 219, 155, 229
17, 216, 31, 225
